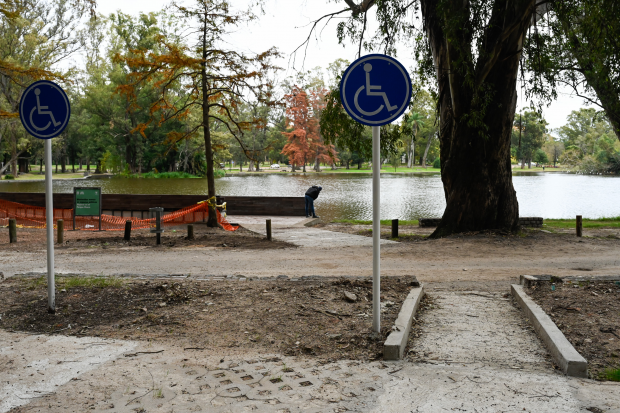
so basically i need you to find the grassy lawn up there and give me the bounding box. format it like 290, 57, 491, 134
513, 166, 569, 172
221, 165, 441, 174
5, 171, 86, 180
544, 217, 620, 229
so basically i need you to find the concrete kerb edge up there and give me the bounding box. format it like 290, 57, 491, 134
383, 284, 425, 360
511, 284, 588, 377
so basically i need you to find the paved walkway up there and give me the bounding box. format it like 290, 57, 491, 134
231, 215, 397, 248
3, 287, 620, 413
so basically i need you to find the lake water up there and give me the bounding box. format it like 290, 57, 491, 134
1, 172, 619, 221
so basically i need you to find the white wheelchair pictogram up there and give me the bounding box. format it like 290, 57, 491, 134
29, 88, 62, 132
354, 63, 398, 116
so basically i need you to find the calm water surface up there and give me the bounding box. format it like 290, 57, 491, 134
1, 173, 619, 221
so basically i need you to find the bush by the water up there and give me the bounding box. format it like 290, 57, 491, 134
4, 174, 15, 180
433, 158, 441, 169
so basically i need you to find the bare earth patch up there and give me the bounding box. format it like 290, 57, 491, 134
0, 225, 295, 251
0, 276, 416, 362
525, 280, 620, 380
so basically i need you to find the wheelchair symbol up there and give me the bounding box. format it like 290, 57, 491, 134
354, 63, 398, 116
29, 88, 62, 132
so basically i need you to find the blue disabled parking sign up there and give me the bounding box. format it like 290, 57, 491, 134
19, 80, 71, 139
340, 54, 412, 334
340, 54, 411, 126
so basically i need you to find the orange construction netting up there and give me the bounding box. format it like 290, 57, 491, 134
0, 198, 238, 231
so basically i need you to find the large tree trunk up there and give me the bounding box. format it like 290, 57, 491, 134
407, 138, 415, 168
10, 123, 17, 176
202, 22, 219, 228
314, 151, 321, 172
421, 133, 434, 168
421, 0, 533, 237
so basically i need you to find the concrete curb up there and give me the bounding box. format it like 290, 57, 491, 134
511, 284, 587, 377
383, 285, 425, 360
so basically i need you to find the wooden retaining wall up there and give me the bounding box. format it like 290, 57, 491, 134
0, 193, 305, 217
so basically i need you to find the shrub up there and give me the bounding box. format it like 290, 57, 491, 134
432, 158, 441, 169
4, 174, 15, 180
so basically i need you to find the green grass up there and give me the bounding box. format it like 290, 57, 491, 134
333, 219, 419, 226
124, 171, 201, 179
600, 368, 620, 381
26, 276, 48, 290
26, 275, 123, 290
324, 166, 440, 174
10, 172, 86, 180
223, 165, 441, 174
57, 276, 124, 289
544, 216, 620, 229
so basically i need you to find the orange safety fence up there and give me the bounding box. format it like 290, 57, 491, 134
0, 198, 238, 231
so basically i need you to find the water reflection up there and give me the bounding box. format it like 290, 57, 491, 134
1, 172, 619, 220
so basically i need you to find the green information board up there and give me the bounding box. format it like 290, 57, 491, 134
74, 188, 101, 216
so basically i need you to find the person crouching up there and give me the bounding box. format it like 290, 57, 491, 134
305, 185, 322, 218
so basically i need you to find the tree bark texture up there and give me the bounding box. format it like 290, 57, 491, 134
421, 0, 536, 237
202, 22, 219, 228
421, 132, 434, 167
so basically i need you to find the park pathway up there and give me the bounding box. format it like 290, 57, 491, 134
3, 287, 620, 412
233, 215, 398, 248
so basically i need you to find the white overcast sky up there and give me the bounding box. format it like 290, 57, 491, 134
94, 0, 586, 132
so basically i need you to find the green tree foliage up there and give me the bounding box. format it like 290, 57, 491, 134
524, 1, 620, 141
557, 108, 619, 173
0, 0, 89, 175
511, 111, 548, 168
114, 0, 279, 226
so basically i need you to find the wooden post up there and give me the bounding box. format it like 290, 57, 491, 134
156, 233, 161, 245
187, 224, 194, 240
391, 219, 399, 238
9, 218, 16, 243
266, 219, 272, 241
576, 215, 582, 237
124, 220, 132, 241
57, 219, 64, 244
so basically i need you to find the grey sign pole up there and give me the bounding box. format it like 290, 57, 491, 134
45, 138, 55, 313
372, 125, 381, 333
19, 80, 71, 315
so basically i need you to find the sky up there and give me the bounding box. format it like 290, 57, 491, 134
95, 0, 586, 132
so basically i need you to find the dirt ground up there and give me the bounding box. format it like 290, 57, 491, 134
321, 221, 620, 241
0, 276, 416, 362
3, 222, 620, 283
0, 224, 295, 251
525, 280, 620, 380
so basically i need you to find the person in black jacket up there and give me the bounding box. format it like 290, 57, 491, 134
304, 185, 322, 218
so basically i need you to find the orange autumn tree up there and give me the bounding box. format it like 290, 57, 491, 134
307, 87, 338, 171
114, 0, 278, 227
281, 85, 337, 172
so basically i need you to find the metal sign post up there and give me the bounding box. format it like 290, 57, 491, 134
44, 138, 55, 312
340, 55, 412, 333
19, 80, 71, 314
371, 125, 381, 332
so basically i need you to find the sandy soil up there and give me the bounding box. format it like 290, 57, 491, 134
526, 280, 620, 380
